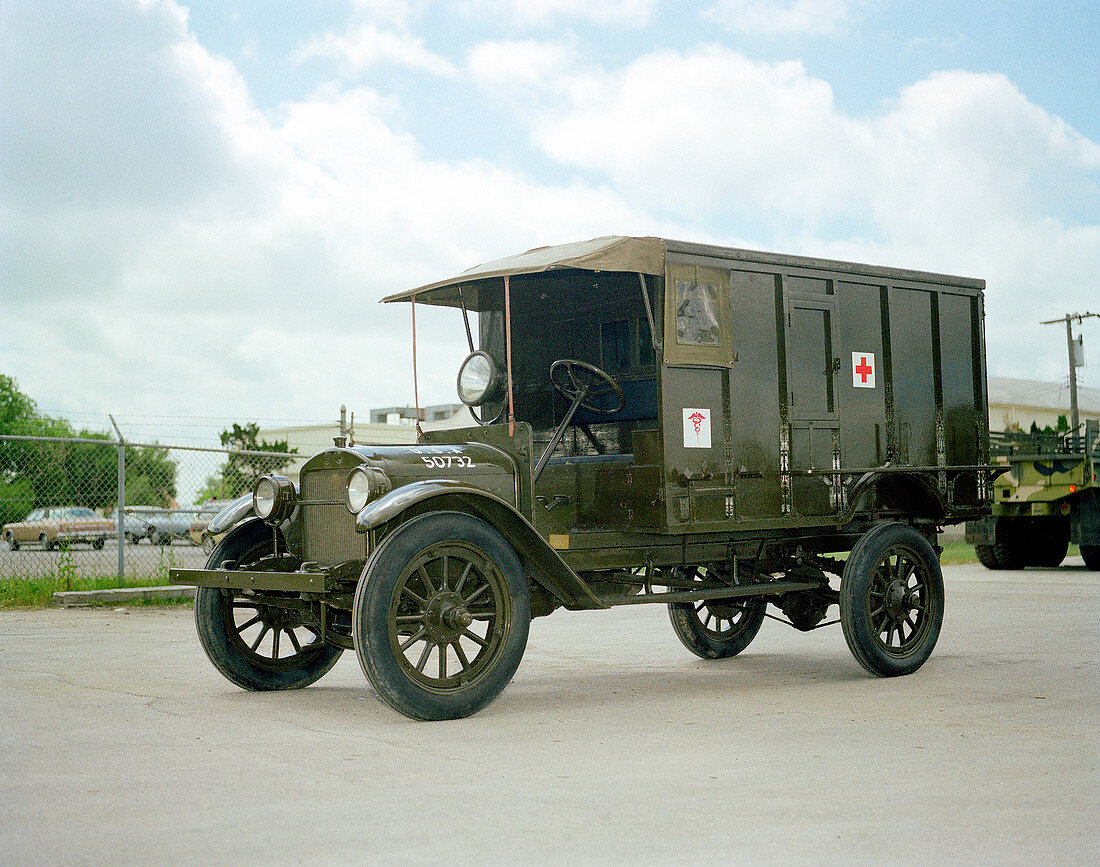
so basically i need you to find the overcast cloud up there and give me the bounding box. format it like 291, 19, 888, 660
1, 0, 1097, 445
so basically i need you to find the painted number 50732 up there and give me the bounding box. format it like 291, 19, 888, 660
421, 455, 475, 469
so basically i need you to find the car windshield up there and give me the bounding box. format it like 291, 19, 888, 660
464, 270, 660, 458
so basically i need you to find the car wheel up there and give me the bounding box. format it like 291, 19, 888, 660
39, 533, 54, 551
667, 566, 766, 659
92, 538, 105, 550
194, 521, 343, 691
353, 512, 531, 720
840, 522, 944, 677
3, 531, 17, 551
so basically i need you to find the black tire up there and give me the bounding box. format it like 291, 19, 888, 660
4, 531, 18, 551
974, 518, 1024, 570
92, 538, 105, 550
840, 522, 944, 677
40, 533, 55, 551
195, 520, 342, 691
1027, 519, 1069, 568
667, 566, 766, 659
353, 512, 530, 721
1082, 545, 1100, 571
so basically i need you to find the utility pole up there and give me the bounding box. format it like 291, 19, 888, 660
1041, 311, 1098, 444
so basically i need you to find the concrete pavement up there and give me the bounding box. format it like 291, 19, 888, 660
2, 561, 1097, 863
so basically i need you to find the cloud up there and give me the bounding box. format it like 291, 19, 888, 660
2, 0, 660, 424
457, 0, 661, 28
467, 39, 580, 90
703, 0, 864, 36
294, 24, 457, 77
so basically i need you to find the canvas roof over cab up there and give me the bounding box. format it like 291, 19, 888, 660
381, 235, 667, 310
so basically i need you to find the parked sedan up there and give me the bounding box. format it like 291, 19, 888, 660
2, 506, 115, 550
189, 500, 234, 552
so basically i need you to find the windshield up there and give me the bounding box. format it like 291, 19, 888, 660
470, 270, 660, 458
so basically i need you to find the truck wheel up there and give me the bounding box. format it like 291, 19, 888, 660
974, 518, 1024, 570
840, 522, 944, 677
195, 521, 342, 691
668, 567, 765, 659
1028, 519, 1069, 568
1082, 545, 1100, 571
353, 512, 530, 720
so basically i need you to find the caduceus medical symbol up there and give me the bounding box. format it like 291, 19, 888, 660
688, 411, 705, 436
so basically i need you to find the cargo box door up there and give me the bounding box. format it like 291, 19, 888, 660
786, 297, 841, 516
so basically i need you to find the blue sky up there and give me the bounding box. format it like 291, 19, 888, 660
2, 0, 1098, 445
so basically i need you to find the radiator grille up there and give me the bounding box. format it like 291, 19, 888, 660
300, 468, 365, 564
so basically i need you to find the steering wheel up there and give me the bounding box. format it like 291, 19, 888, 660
549, 359, 625, 415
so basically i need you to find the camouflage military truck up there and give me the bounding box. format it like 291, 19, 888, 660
172, 236, 997, 720
965, 421, 1100, 570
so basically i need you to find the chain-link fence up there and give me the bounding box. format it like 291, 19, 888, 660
0, 434, 309, 580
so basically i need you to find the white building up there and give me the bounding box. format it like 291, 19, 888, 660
987, 376, 1100, 433
259, 404, 476, 464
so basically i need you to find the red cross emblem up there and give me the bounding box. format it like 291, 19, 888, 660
852, 352, 875, 388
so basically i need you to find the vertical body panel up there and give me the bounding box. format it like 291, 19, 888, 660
786, 288, 839, 516
938, 292, 980, 467
888, 287, 936, 466
836, 281, 887, 467
729, 270, 783, 519
661, 366, 728, 526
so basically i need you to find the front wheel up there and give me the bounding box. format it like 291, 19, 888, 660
353, 512, 530, 720
195, 520, 342, 691
840, 522, 944, 677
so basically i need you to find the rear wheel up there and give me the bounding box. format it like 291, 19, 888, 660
1027, 518, 1069, 568
974, 518, 1024, 570
667, 566, 766, 659
354, 512, 530, 720
195, 520, 342, 691
840, 523, 944, 677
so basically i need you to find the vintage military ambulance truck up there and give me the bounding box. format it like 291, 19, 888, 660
173, 236, 995, 720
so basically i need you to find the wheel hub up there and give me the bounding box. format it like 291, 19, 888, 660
884, 580, 910, 621
425, 591, 473, 642
257, 604, 306, 631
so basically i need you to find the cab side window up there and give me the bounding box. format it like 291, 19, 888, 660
675, 281, 720, 346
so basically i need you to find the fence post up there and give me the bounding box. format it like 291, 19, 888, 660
110, 415, 125, 581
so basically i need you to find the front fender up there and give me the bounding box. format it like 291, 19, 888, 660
356, 480, 604, 611
208, 494, 253, 534
357, 480, 498, 531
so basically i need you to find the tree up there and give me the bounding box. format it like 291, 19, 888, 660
214, 422, 298, 498
0, 374, 178, 524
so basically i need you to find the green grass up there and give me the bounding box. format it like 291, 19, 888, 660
0, 573, 189, 609
940, 540, 979, 565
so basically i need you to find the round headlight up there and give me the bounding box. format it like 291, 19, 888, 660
254, 477, 277, 520
457, 351, 502, 407
347, 468, 374, 514
253, 475, 295, 524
